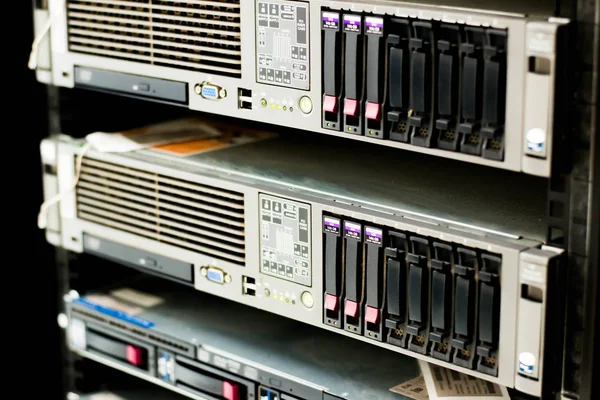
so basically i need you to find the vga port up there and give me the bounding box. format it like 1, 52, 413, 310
197, 82, 226, 100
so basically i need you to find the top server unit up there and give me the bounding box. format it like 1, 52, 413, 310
33, 0, 568, 176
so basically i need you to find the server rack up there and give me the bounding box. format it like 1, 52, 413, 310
22, 0, 599, 398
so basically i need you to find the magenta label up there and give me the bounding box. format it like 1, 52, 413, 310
322, 12, 339, 30
343, 14, 361, 33
365, 226, 383, 245
344, 221, 362, 240
365, 17, 384, 35
323, 216, 341, 235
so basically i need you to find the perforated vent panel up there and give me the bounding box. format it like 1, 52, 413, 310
76, 158, 246, 265
66, 0, 242, 77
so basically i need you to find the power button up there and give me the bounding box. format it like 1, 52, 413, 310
299, 96, 313, 114
301, 291, 314, 308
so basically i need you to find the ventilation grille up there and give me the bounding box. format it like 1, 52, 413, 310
66, 0, 242, 77
76, 157, 246, 265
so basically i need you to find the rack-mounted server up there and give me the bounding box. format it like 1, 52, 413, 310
41, 124, 565, 396
62, 278, 422, 400
32, 0, 568, 176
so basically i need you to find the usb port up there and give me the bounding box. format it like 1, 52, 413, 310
239, 100, 253, 110
242, 276, 256, 296
239, 88, 252, 98
238, 88, 253, 110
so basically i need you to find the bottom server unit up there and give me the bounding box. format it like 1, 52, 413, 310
65, 278, 423, 400
42, 122, 565, 395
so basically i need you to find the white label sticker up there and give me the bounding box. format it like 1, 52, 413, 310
390, 375, 430, 399
419, 361, 510, 399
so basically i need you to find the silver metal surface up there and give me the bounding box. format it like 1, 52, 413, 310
137, 135, 547, 241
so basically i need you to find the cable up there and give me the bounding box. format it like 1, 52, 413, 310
37, 142, 93, 230
28, 12, 55, 70
37, 120, 225, 230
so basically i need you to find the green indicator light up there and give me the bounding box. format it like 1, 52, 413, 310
261, 98, 267, 107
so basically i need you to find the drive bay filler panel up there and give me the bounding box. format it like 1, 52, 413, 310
42, 127, 565, 396
33, 0, 568, 176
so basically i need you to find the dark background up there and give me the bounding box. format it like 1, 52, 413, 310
12, 1, 62, 398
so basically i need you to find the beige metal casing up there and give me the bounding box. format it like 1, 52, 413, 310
33, 0, 568, 176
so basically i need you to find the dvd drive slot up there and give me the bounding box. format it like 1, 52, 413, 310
83, 234, 194, 284
74, 67, 188, 104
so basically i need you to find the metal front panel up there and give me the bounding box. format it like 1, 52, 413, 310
40, 0, 567, 175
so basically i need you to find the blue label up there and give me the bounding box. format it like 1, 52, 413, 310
519, 362, 534, 373
74, 298, 155, 329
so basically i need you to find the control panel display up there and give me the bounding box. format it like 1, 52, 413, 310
259, 194, 311, 286
256, 0, 310, 90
